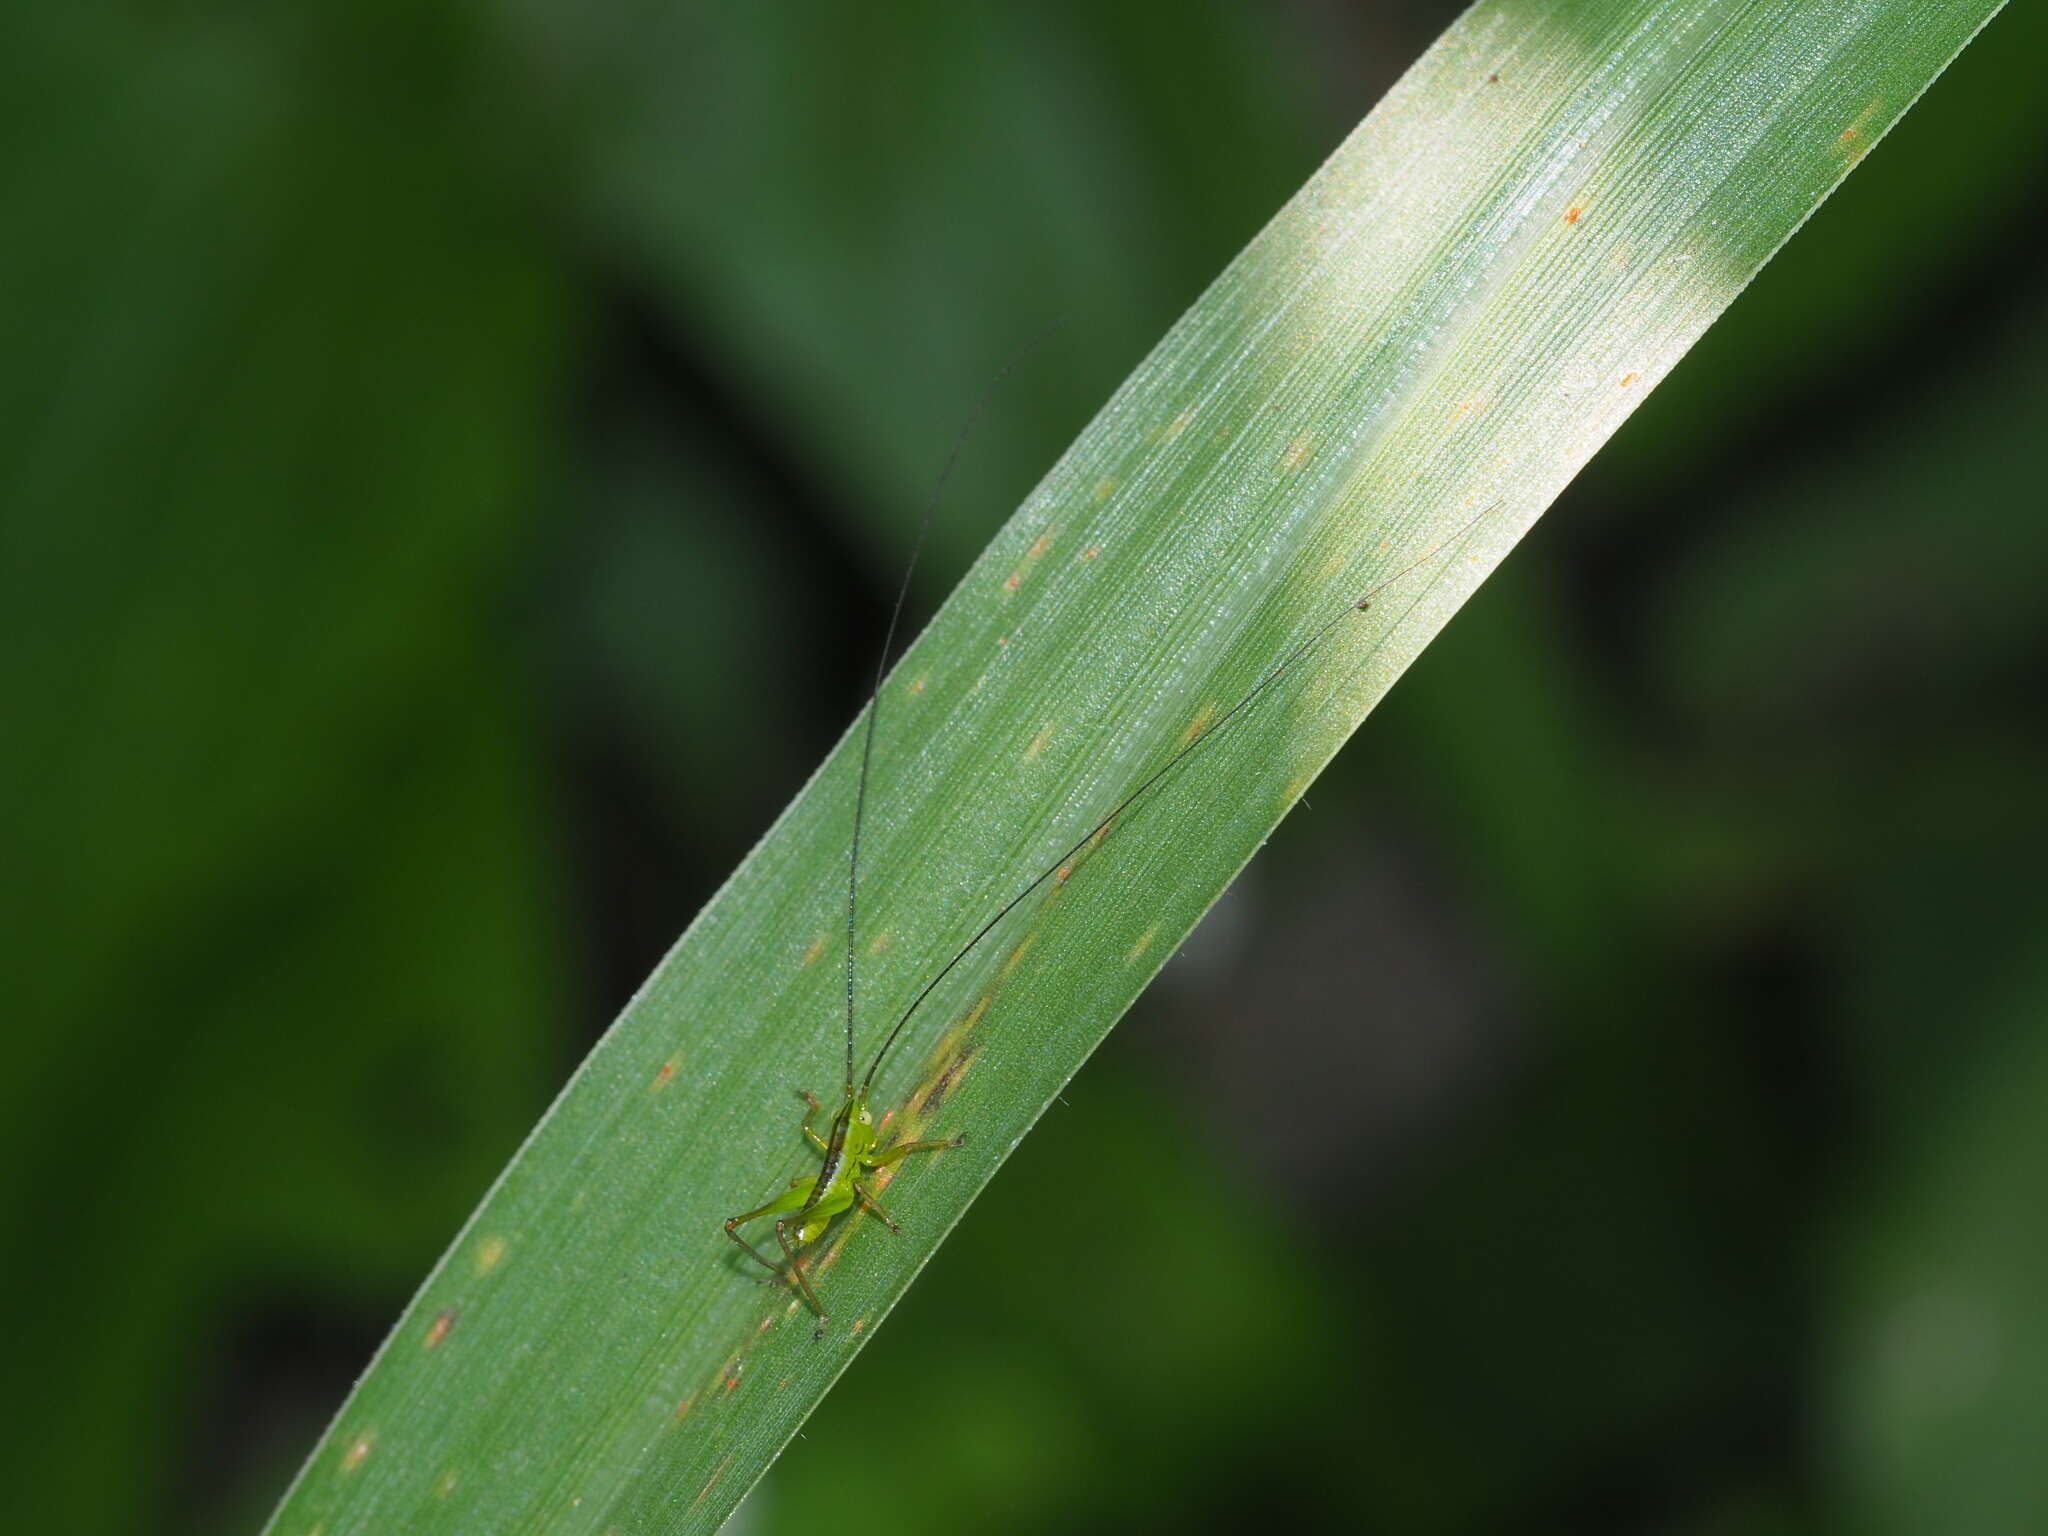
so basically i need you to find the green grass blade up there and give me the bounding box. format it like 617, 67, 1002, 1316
266, 2, 2004, 1530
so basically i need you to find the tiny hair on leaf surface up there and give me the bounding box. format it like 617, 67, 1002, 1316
265, 1, 2006, 1531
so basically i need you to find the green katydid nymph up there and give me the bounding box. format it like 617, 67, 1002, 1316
723, 500, 1501, 1338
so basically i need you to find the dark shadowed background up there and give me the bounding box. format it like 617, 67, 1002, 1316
4, 3, 2045, 1532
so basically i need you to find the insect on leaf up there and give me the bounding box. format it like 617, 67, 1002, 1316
265, 1, 2008, 1531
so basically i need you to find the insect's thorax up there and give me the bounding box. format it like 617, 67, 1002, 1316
822, 1091, 879, 1189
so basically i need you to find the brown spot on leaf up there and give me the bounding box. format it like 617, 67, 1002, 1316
1002, 932, 1037, 976
423, 1309, 457, 1350
920, 1046, 979, 1114
693, 1455, 734, 1508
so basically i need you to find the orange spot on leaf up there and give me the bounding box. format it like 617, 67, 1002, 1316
423, 1309, 457, 1349
1564, 206, 1583, 224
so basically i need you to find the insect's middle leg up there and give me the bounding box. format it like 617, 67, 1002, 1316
852, 1178, 900, 1234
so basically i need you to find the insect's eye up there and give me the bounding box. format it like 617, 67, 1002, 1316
858, 1110, 871, 1124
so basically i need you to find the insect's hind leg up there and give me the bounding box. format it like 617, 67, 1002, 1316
774, 1218, 830, 1338
724, 1185, 810, 1279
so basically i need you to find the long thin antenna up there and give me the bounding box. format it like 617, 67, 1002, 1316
842, 341, 1048, 1096
860, 500, 1503, 1093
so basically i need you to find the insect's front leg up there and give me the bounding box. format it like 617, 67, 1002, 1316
798, 1091, 831, 1154
865, 1131, 967, 1169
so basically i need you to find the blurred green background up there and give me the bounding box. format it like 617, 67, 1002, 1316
4, 3, 2044, 1532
